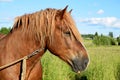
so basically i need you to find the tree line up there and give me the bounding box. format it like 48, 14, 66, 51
82, 32, 120, 46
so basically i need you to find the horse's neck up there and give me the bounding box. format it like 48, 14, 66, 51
5, 31, 45, 65
0, 31, 45, 79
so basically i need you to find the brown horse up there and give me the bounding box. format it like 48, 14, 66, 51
0, 6, 89, 80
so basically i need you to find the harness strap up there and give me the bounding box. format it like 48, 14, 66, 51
21, 56, 27, 80
0, 56, 27, 70
21, 48, 44, 80
0, 48, 44, 80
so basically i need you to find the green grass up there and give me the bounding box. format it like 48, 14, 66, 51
41, 40, 120, 80
41, 52, 75, 80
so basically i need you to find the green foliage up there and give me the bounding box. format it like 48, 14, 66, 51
117, 36, 120, 45
110, 37, 117, 45
82, 34, 94, 39
109, 32, 113, 38
93, 35, 116, 46
83, 32, 120, 46
95, 32, 98, 36
114, 62, 120, 80
0, 27, 11, 34
80, 46, 120, 80
41, 51, 75, 80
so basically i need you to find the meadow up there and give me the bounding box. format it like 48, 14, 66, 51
41, 40, 120, 80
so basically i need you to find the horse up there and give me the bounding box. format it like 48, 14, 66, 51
0, 6, 89, 80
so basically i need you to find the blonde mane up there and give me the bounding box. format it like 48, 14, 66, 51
10, 8, 82, 46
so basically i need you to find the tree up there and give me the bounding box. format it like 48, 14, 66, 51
93, 35, 116, 46
95, 32, 98, 36
0, 27, 11, 34
117, 35, 120, 45
82, 34, 94, 39
109, 32, 113, 38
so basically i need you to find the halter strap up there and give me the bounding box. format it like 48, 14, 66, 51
27, 48, 44, 59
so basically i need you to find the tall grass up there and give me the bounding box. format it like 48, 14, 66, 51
41, 52, 75, 80
80, 46, 120, 80
41, 40, 120, 80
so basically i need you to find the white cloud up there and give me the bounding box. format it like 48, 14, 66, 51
97, 9, 104, 14
0, 0, 13, 2
80, 17, 120, 28
0, 17, 14, 21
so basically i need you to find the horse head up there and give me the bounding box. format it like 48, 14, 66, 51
46, 6, 89, 73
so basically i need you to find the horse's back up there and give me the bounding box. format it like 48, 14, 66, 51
0, 34, 9, 63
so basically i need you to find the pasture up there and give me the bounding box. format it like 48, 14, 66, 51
41, 40, 120, 80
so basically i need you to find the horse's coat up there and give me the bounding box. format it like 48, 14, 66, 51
0, 34, 5, 39
0, 6, 89, 80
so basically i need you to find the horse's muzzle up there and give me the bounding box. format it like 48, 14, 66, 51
71, 57, 89, 73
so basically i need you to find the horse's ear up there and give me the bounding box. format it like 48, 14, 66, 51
69, 9, 72, 14
61, 5, 68, 19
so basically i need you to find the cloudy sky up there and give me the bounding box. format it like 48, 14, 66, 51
0, 0, 120, 37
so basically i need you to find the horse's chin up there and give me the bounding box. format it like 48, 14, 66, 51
71, 65, 82, 73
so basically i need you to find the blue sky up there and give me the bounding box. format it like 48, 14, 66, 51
0, 0, 120, 37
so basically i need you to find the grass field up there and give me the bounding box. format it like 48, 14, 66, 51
41, 40, 120, 80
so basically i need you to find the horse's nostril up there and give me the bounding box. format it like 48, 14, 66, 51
84, 59, 89, 67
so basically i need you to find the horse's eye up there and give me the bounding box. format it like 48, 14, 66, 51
64, 31, 71, 36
